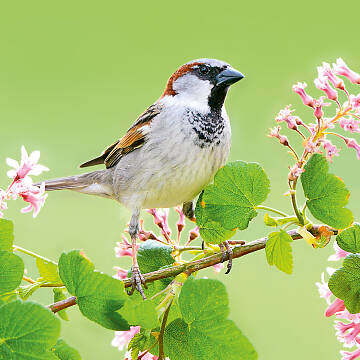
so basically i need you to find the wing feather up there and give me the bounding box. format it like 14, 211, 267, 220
79, 104, 162, 169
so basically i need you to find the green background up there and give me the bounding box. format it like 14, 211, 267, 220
1, 0, 359, 359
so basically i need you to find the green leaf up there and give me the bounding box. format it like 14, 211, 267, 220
18, 281, 44, 300
336, 224, 360, 253
117, 299, 159, 329
265, 230, 293, 274
52, 339, 81, 360
0, 219, 14, 252
178, 278, 228, 324
263, 213, 279, 227
0, 292, 17, 306
128, 329, 159, 359
37, 258, 62, 283
137, 240, 174, 274
164, 278, 257, 360
53, 288, 69, 321
195, 192, 236, 244
300, 154, 353, 229
0, 251, 24, 295
196, 161, 270, 231
135, 240, 175, 298
328, 254, 360, 313
0, 300, 60, 359
59, 250, 129, 330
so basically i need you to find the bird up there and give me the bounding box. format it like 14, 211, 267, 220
36, 58, 245, 299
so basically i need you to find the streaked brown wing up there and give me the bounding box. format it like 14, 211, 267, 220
79, 104, 162, 169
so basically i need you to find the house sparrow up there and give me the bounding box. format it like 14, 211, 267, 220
37, 59, 244, 299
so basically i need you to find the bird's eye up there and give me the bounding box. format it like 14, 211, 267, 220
199, 65, 210, 75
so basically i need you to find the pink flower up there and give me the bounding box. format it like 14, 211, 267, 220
6, 146, 49, 181
292, 82, 314, 107
314, 76, 338, 101
323, 140, 340, 162
333, 58, 360, 85
304, 139, 320, 153
175, 206, 185, 240
350, 94, 360, 111
213, 263, 224, 273
276, 106, 298, 130
325, 298, 346, 317
335, 321, 360, 347
314, 96, 330, 120
340, 348, 360, 360
113, 266, 128, 280
124, 351, 163, 360
339, 118, 360, 133
17, 182, 48, 218
318, 62, 345, 90
288, 164, 304, 181
344, 138, 360, 160
315, 271, 332, 305
328, 242, 350, 261
0, 189, 8, 218
146, 208, 171, 240
188, 226, 200, 243
112, 326, 140, 351
115, 235, 137, 257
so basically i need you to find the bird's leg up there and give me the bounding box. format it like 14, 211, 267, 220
182, 201, 196, 222
219, 241, 233, 274
127, 210, 147, 300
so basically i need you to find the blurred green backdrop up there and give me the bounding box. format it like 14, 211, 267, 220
1, 0, 360, 359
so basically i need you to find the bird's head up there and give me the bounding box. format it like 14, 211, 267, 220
161, 58, 244, 112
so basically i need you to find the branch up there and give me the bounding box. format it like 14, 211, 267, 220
48, 296, 76, 313
48, 225, 335, 312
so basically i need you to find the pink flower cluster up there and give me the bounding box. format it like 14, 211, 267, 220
270, 58, 360, 181
0, 146, 49, 218
112, 327, 168, 359
316, 242, 360, 359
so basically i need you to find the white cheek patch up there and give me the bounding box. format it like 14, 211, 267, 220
173, 74, 213, 111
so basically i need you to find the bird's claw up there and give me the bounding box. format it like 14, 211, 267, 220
127, 265, 147, 300
219, 241, 233, 274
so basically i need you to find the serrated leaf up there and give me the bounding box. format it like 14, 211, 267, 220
117, 299, 159, 329
37, 258, 62, 283
0, 251, 24, 295
128, 330, 158, 359
195, 192, 236, 244
53, 288, 69, 321
300, 154, 353, 229
51, 339, 81, 360
265, 230, 293, 274
178, 278, 228, 324
196, 161, 270, 232
328, 254, 360, 313
336, 224, 360, 253
0, 219, 14, 252
59, 250, 129, 330
164, 278, 257, 360
0, 300, 60, 360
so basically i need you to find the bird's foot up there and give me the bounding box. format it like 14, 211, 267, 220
127, 265, 148, 300
219, 241, 233, 274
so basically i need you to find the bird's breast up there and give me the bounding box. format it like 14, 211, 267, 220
113, 106, 231, 209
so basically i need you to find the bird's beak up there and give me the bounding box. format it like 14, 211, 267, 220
216, 68, 245, 86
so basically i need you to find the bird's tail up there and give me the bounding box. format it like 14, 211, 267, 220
34, 169, 114, 197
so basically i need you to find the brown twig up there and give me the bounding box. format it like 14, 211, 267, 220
47, 225, 336, 313
48, 296, 76, 313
